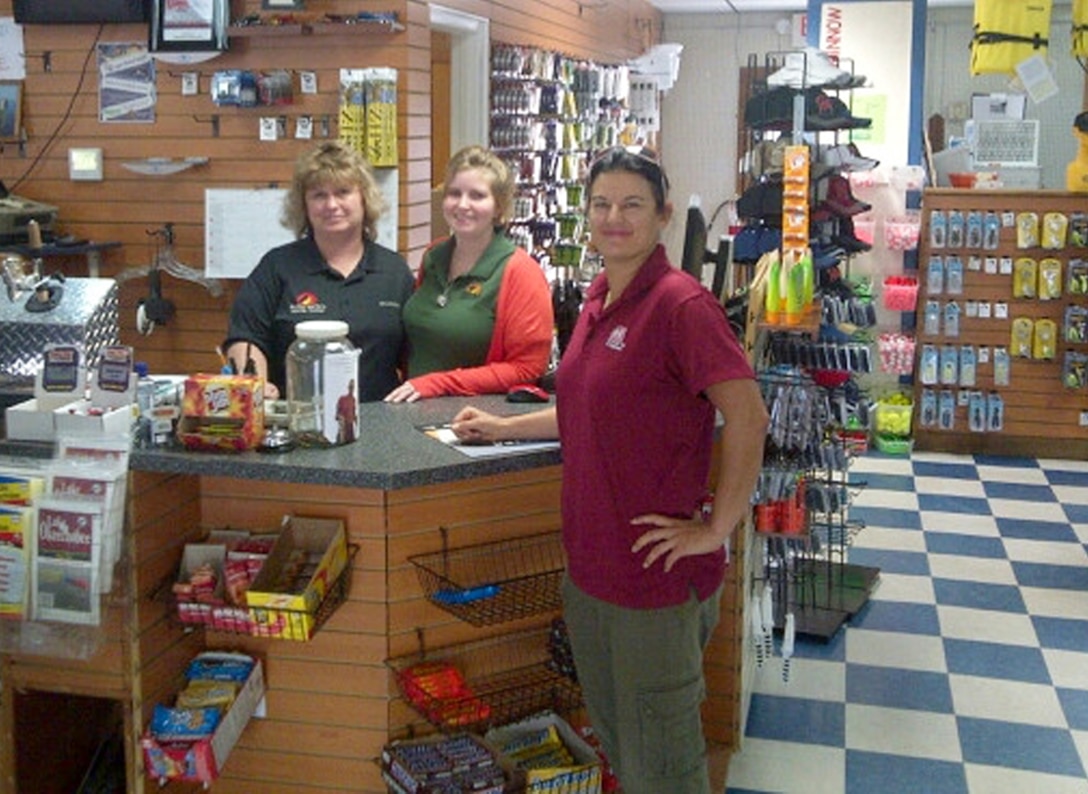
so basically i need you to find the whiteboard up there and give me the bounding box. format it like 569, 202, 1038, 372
204, 168, 399, 279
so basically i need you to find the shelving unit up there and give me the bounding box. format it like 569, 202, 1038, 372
912, 189, 1088, 457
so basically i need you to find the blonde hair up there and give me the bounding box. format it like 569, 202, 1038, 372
443, 145, 516, 225
282, 141, 386, 240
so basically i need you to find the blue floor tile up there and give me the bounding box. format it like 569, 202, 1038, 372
846, 751, 968, 794
917, 493, 992, 515
957, 716, 1085, 777
1044, 469, 1088, 487
846, 663, 954, 712
913, 461, 979, 480
793, 630, 847, 662
1012, 561, 1088, 592
1062, 503, 1088, 524
849, 600, 941, 636
974, 455, 1038, 469
996, 517, 1080, 543
848, 505, 922, 530
925, 532, 1007, 559
1033, 616, 1088, 652
1057, 688, 1088, 731
983, 480, 1056, 502
943, 638, 1050, 684
846, 547, 930, 576
745, 693, 845, 747
849, 472, 915, 492
933, 578, 1026, 613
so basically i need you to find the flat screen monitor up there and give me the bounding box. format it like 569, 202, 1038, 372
14, 0, 150, 24
681, 204, 708, 280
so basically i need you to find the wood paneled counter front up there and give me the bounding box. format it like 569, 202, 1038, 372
0, 396, 747, 793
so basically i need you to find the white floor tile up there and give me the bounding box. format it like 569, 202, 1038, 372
976, 464, 1050, 485
989, 498, 1071, 522
1075, 524, 1088, 545
751, 656, 845, 702
1040, 458, 1088, 473
937, 605, 1038, 647
845, 703, 962, 762
1021, 586, 1088, 621
846, 628, 948, 673
852, 488, 919, 511
913, 475, 987, 498
1042, 648, 1088, 691
850, 456, 914, 476
866, 571, 936, 604
1003, 537, 1088, 566
919, 511, 1000, 537
965, 763, 1088, 794
911, 451, 975, 465
949, 674, 1067, 728
726, 738, 845, 794
851, 526, 927, 552
1052, 484, 1088, 505
927, 554, 1016, 586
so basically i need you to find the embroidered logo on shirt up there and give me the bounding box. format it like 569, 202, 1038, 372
605, 325, 627, 351
466, 283, 482, 297
289, 291, 327, 314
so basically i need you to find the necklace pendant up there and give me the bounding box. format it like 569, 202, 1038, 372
436, 293, 448, 308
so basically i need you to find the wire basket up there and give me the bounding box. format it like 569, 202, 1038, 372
409, 531, 565, 627
172, 545, 358, 642
387, 625, 582, 733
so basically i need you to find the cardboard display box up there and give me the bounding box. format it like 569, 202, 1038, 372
486, 711, 602, 794
141, 652, 266, 784
245, 516, 349, 641
177, 373, 263, 452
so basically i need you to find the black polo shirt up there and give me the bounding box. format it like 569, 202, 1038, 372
225, 237, 414, 401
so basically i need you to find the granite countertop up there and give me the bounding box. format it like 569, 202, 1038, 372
127, 394, 561, 490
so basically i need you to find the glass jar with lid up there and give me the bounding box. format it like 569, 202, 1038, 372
285, 320, 360, 446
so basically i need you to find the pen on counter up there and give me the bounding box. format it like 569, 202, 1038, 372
215, 346, 234, 375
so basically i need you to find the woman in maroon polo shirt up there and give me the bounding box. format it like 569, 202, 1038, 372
452, 147, 768, 794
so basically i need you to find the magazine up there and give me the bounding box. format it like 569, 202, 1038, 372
32, 499, 102, 625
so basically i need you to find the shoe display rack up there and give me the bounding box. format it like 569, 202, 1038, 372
911, 188, 1088, 458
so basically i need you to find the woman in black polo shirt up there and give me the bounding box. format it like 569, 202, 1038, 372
223, 141, 414, 401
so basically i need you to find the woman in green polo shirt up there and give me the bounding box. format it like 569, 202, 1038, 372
384, 146, 553, 402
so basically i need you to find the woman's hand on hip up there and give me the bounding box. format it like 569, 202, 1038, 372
630, 513, 729, 573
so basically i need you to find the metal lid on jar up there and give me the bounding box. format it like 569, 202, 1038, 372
294, 320, 349, 341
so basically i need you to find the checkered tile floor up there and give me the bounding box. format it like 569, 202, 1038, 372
725, 452, 1088, 794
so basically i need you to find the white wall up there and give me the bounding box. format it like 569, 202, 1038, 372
658, 12, 793, 261
660, 3, 1085, 264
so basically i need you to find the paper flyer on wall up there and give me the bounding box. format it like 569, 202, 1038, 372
32, 499, 103, 626
0, 504, 33, 620
45, 461, 127, 594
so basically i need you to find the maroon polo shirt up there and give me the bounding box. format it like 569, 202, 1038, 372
555, 245, 755, 609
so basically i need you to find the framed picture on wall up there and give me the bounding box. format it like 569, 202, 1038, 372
0, 82, 22, 140
150, 0, 228, 55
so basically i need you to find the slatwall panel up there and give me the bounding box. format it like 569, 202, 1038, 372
1, 0, 658, 381
913, 189, 1088, 459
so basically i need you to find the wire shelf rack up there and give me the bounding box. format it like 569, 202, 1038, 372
387, 624, 582, 733
409, 530, 564, 627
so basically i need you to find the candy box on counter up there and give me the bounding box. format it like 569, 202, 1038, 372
176, 373, 263, 452
244, 516, 349, 640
